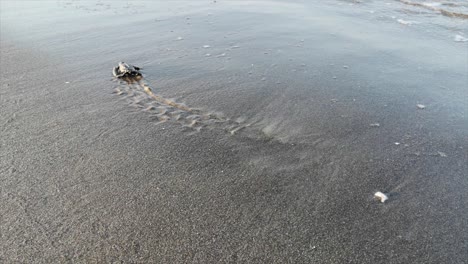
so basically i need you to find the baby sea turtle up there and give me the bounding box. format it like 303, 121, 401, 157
113, 62, 141, 78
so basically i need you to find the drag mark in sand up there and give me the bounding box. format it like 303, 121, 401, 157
113, 77, 250, 134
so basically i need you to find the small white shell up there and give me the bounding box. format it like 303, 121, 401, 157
417, 104, 426, 109
374, 191, 388, 203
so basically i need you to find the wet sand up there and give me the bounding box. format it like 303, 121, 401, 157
1, 1, 468, 263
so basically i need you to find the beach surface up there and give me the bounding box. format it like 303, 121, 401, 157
1, 1, 467, 263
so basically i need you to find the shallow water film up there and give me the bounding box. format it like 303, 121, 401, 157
1, 1, 467, 263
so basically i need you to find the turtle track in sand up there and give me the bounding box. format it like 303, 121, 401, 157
113, 77, 250, 135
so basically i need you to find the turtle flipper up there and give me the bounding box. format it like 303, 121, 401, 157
113, 66, 123, 77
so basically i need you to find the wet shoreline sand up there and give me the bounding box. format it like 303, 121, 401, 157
1, 1, 468, 263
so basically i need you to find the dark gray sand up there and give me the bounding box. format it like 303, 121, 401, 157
1, 1, 468, 263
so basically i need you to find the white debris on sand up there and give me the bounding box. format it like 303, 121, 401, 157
397, 19, 417, 25
370, 123, 380, 127
417, 104, 426, 109
438, 151, 448, 157
454, 34, 468, 42
374, 192, 388, 203
176, 36, 184, 41
395, 142, 400, 145
203, 45, 211, 48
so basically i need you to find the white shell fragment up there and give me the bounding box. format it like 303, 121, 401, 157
417, 104, 426, 109
454, 34, 468, 42
370, 123, 380, 127
374, 191, 388, 203
437, 151, 448, 157
397, 19, 418, 25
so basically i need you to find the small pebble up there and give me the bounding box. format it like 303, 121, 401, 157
395, 142, 400, 145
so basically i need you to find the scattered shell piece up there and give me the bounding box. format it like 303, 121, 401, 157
332, 76, 337, 79
176, 36, 184, 40
216, 53, 226, 57
395, 142, 400, 145
437, 151, 447, 157
417, 104, 426, 109
205, 53, 211, 57
397, 19, 418, 26
370, 123, 380, 127
343, 65, 349, 69
203, 45, 211, 48
65, 81, 70, 84
454, 34, 468, 42
374, 192, 388, 203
